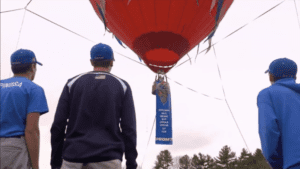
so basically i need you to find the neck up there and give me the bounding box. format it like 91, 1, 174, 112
94, 67, 110, 72
13, 74, 31, 80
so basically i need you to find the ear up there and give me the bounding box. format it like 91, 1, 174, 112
90, 60, 94, 66
31, 63, 36, 71
269, 73, 274, 82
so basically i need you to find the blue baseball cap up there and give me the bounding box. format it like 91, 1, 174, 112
90, 43, 115, 61
11, 49, 42, 66
265, 58, 297, 78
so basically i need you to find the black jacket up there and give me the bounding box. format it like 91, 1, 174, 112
50, 71, 138, 169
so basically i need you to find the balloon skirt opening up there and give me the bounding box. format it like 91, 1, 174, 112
144, 49, 179, 73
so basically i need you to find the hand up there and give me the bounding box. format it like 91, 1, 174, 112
152, 81, 157, 95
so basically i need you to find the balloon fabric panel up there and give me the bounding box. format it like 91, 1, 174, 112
89, 0, 234, 73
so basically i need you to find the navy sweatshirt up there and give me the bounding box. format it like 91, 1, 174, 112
50, 71, 138, 169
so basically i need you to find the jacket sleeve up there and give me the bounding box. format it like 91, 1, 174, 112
120, 83, 138, 169
257, 90, 283, 168
50, 82, 70, 168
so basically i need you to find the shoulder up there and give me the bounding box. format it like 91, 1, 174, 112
257, 85, 285, 103
257, 87, 271, 102
113, 74, 130, 86
29, 81, 46, 93
68, 73, 88, 82
108, 73, 132, 94
258, 87, 269, 96
110, 74, 131, 88
66, 72, 90, 86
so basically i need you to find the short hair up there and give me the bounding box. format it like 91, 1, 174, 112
272, 74, 296, 82
91, 60, 112, 68
11, 63, 34, 74
273, 76, 284, 82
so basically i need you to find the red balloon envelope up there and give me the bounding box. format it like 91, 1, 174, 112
90, 0, 234, 73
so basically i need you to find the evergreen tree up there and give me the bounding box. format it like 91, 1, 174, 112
239, 148, 252, 161
205, 155, 216, 169
256, 159, 272, 169
236, 148, 253, 168
253, 149, 265, 160
154, 158, 163, 169
172, 156, 181, 169
191, 154, 200, 169
228, 158, 239, 169
191, 153, 207, 169
253, 149, 272, 169
215, 145, 237, 169
179, 155, 191, 169
154, 150, 173, 169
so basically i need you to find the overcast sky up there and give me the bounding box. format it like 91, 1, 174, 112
1, 0, 300, 168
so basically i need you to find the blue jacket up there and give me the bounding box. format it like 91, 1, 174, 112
257, 78, 300, 169
50, 71, 138, 169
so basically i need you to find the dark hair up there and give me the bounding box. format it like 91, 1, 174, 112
91, 60, 112, 68
273, 76, 283, 82
11, 63, 34, 74
273, 75, 296, 82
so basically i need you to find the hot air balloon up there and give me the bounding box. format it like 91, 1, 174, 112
89, 0, 234, 145
89, 0, 234, 74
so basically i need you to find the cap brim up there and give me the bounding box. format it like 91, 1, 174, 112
91, 58, 114, 61
36, 61, 43, 66
265, 70, 269, 73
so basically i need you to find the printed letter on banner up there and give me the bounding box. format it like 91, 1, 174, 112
155, 79, 172, 145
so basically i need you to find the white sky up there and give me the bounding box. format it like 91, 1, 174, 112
1, 0, 300, 168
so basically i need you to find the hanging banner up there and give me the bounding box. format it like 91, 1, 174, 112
153, 76, 173, 145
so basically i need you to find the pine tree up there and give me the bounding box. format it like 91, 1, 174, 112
154, 158, 163, 169
172, 156, 181, 169
253, 149, 272, 169
154, 150, 173, 169
228, 158, 239, 169
179, 155, 191, 169
253, 149, 265, 160
191, 153, 207, 169
215, 145, 237, 169
191, 154, 200, 169
256, 159, 272, 169
236, 148, 252, 168
205, 155, 216, 169
239, 148, 252, 161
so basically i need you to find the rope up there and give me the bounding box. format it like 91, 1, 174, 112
0, 8, 23, 14
26, 9, 95, 43
212, 46, 250, 152
166, 77, 223, 100
141, 117, 156, 168
8, 1, 33, 78
15, 10, 27, 50
25, 0, 33, 8
176, 0, 287, 68
26, 9, 146, 67
21, 7, 218, 102
2, 0, 291, 165
294, 0, 300, 30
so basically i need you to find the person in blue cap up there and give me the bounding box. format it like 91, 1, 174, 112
0, 49, 49, 169
257, 58, 300, 169
50, 43, 138, 169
